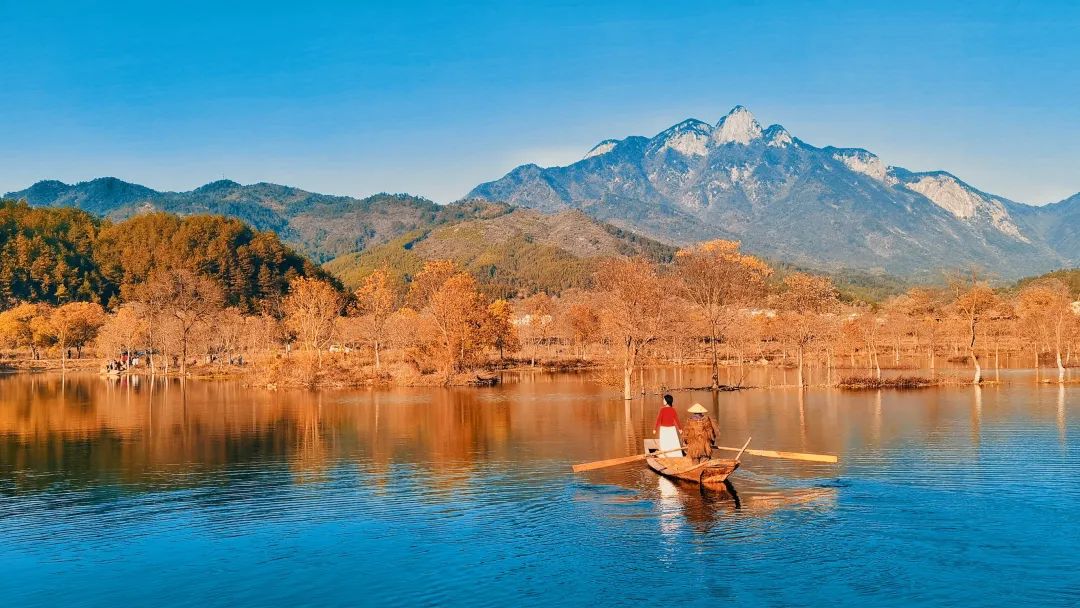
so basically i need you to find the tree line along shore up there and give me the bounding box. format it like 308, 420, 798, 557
1, 200, 1078, 393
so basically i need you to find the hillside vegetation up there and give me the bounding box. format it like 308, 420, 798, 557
323, 209, 677, 297
1013, 268, 1080, 296
0, 199, 325, 311
5, 178, 512, 262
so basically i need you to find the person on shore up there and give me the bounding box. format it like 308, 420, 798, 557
683, 403, 721, 463
653, 394, 682, 457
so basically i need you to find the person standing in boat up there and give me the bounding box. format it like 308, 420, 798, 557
683, 403, 721, 463
653, 394, 682, 457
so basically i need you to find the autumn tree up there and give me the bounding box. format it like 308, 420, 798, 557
1017, 279, 1073, 383
137, 269, 225, 375
387, 307, 433, 372
725, 310, 765, 384
519, 293, 556, 366
96, 305, 150, 362
675, 240, 771, 390
124, 282, 169, 373
283, 276, 343, 366
352, 269, 399, 369
880, 296, 915, 366
776, 273, 840, 388
949, 273, 999, 384
486, 299, 519, 360
896, 287, 946, 373
407, 259, 458, 309
426, 271, 494, 381
208, 307, 247, 366
847, 308, 884, 379
41, 302, 106, 369
0, 303, 54, 359
562, 297, 602, 359
594, 257, 670, 400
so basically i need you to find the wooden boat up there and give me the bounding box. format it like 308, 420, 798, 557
643, 439, 738, 485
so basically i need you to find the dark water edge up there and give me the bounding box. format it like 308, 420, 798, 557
1, 370, 1078, 607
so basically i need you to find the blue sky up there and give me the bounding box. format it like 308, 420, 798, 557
2, 0, 1078, 204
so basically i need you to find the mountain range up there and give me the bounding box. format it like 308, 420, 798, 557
5, 107, 1077, 280
3, 178, 504, 263
469, 106, 1078, 279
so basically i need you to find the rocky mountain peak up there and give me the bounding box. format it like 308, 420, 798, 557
650, 119, 713, 156
583, 139, 620, 159
762, 124, 793, 148
713, 105, 763, 145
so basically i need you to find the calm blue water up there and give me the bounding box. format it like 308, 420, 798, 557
1, 372, 1078, 606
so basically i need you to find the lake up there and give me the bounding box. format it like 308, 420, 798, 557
1, 369, 1077, 607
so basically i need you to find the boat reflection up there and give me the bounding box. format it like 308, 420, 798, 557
649, 470, 840, 535
655, 476, 741, 536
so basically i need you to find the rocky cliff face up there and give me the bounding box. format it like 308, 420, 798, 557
470, 106, 1076, 278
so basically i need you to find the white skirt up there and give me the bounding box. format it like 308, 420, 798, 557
657, 425, 683, 457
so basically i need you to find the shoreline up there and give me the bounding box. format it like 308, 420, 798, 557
4, 360, 1076, 392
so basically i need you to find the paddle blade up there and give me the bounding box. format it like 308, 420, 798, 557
714, 446, 838, 464
571, 453, 647, 473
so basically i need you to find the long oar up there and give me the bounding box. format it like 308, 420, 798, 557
732, 436, 752, 462
712, 445, 838, 463
571, 446, 686, 473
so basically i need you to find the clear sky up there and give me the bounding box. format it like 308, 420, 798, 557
2, 0, 1078, 204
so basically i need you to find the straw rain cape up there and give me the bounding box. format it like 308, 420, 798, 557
682, 416, 720, 462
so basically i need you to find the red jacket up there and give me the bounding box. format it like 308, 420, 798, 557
654, 406, 681, 432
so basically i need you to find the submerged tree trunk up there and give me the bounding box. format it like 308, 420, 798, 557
180, 333, 189, 376
796, 345, 805, 388
969, 318, 982, 385
709, 329, 720, 391
1056, 340, 1065, 384
1033, 340, 1040, 382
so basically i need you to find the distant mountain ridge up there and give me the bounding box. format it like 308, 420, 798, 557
9, 109, 1078, 280
323, 208, 676, 297
4, 178, 507, 263
469, 106, 1078, 278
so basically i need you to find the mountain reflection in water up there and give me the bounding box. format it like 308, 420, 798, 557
0, 371, 1076, 607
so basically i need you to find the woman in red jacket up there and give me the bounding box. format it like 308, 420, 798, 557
653, 394, 683, 456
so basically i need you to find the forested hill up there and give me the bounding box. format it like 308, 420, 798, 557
323, 208, 677, 298
5, 178, 510, 262
0, 199, 327, 311
1011, 268, 1080, 296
